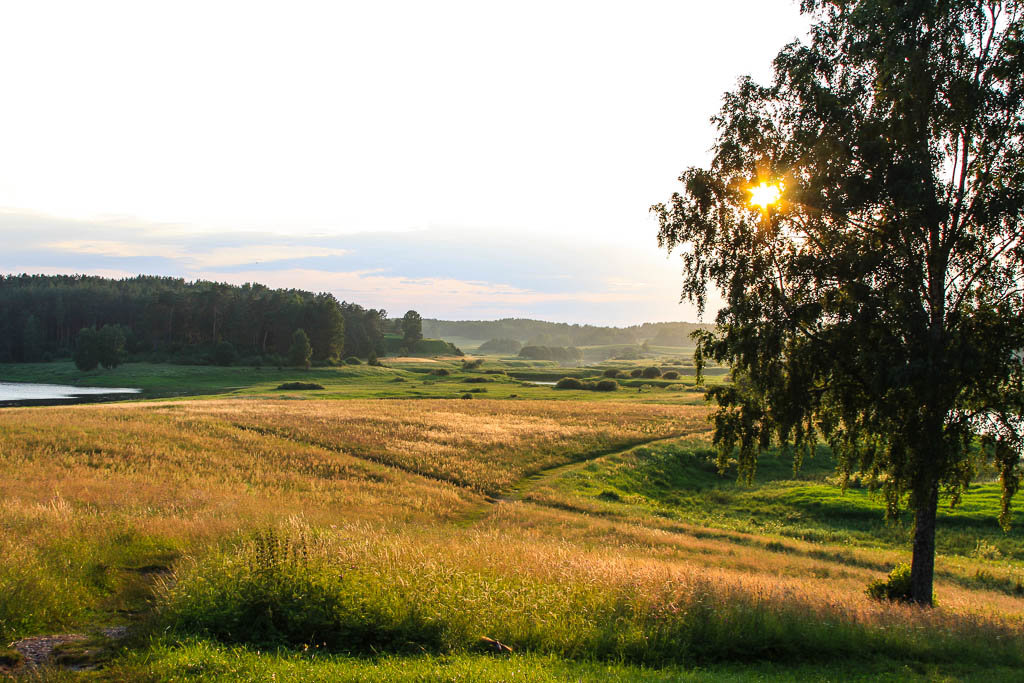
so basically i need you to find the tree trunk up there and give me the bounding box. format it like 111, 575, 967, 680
909, 485, 939, 606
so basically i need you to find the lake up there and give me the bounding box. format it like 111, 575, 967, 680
0, 382, 141, 405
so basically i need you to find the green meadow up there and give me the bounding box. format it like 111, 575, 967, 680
0, 354, 1021, 681
0, 352, 722, 403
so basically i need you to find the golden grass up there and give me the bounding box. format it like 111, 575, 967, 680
176, 512, 1021, 663
479, 502, 1024, 626
169, 398, 707, 493
0, 399, 704, 555
2, 396, 1022, 669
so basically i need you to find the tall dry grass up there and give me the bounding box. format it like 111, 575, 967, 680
183, 398, 707, 492
2, 397, 1021, 672
153, 514, 1024, 667
0, 398, 703, 640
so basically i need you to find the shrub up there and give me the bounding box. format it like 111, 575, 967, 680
554, 377, 584, 390
641, 366, 662, 379
275, 382, 324, 391
973, 539, 1004, 560
155, 531, 444, 652
630, 368, 643, 377
662, 370, 680, 380
462, 376, 491, 383
603, 368, 621, 378
595, 379, 618, 391
866, 563, 913, 603
460, 393, 473, 399
367, 352, 381, 366
344, 357, 362, 365
430, 368, 450, 376
213, 341, 238, 367
462, 359, 484, 370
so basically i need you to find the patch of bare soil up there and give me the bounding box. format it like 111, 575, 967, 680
7, 626, 129, 674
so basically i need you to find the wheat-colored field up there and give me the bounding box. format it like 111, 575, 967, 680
2, 397, 1022, 678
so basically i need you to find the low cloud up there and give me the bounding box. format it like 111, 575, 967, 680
44, 240, 349, 269
0, 210, 712, 324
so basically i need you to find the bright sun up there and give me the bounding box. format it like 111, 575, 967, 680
749, 182, 783, 209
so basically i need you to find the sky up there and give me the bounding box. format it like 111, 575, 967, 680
0, 1, 810, 325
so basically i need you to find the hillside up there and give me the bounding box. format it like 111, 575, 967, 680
423, 318, 714, 348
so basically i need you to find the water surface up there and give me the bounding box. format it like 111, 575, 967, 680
0, 382, 141, 404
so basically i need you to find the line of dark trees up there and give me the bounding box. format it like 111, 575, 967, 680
0, 274, 389, 365
517, 345, 583, 363
422, 318, 712, 347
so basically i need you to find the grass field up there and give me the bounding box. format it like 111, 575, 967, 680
1, 364, 1022, 680
0, 358, 719, 404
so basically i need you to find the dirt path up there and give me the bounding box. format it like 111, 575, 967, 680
458, 435, 683, 525
6, 626, 128, 675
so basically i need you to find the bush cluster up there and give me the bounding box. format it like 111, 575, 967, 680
554, 377, 618, 392
866, 563, 913, 603
275, 382, 325, 391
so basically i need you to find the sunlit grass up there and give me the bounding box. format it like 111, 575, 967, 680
1, 397, 1022, 679
138, 515, 1024, 675
0, 398, 702, 643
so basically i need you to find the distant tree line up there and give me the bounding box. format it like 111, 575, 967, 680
477, 338, 522, 354
518, 345, 583, 364
0, 274, 389, 365
422, 318, 712, 347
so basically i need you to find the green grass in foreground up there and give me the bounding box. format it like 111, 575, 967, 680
90, 641, 1024, 682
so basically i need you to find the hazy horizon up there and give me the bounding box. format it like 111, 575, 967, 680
0, 1, 811, 325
